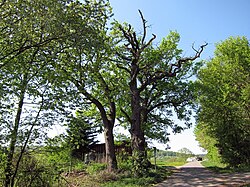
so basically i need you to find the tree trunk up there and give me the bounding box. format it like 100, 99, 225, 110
104, 124, 117, 171
4, 75, 27, 187
76, 85, 118, 172
130, 64, 148, 176
131, 123, 148, 176
130, 98, 148, 176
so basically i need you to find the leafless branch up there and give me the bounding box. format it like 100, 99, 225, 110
168, 42, 208, 75
140, 34, 156, 52
192, 43, 199, 53
139, 43, 207, 92
138, 9, 147, 45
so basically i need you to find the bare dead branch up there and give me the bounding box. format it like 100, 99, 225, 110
118, 11, 156, 61
141, 34, 156, 51
169, 42, 208, 75
139, 43, 207, 92
138, 9, 147, 45
192, 43, 199, 53
133, 32, 140, 50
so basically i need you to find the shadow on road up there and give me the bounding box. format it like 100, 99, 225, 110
156, 163, 250, 187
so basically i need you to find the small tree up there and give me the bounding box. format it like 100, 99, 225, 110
65, 111, 101, 160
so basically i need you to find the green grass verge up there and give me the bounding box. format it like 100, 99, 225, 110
102, 167, 172, 187
202, 160, 250, 173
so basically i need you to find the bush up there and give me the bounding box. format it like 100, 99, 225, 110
117, 155, 133, 172
12, 153, 60, 187
72, 160, 86, 171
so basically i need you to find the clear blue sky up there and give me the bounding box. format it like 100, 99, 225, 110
108, 0, 250, 154
109, 0, 250, 59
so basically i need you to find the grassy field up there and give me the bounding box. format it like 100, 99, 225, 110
153, 157, 187, 167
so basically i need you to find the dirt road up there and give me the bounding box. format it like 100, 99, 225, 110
155, 161, 250, 187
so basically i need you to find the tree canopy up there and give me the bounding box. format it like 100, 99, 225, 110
0, 0, 209, 183
195, 36, 250, 167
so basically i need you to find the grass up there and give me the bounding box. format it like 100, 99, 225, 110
202, 160, 250, 173
59, 157, 183, 187
151, 156, 187, 167
62, 166, 172, 187
103, 166, 172, 187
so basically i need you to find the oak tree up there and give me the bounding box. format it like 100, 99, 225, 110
114, 11, 207, 176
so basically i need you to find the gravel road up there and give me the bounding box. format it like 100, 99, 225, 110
155, 161, 250, 187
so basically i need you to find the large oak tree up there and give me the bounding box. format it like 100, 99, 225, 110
113, 11, 207, 176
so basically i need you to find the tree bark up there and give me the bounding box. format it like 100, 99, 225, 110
129, 62, 148, 176
4, 74, 28, 187
104, 124, 117, 171
76, 85, 118, 171
101, 101, 117, 171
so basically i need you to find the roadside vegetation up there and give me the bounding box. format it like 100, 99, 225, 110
202, 159, 250, 174
0, 144, 192, 186
195, 36, 250, 170
1, 0, 249, 186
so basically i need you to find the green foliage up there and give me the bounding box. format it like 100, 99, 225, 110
131, 150, 150, 177
0, 151, 64, 187
196, 36, 250, 167
0, 0, 114, 185
86, 163, 107, 175
195, 122, 222, 163
65, 111, 101, 160
102, 162, 171, 187
117, 155, 133, 172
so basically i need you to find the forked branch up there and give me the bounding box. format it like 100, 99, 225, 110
118, 10, 156, 61
139, 43, 207, 92
168, 42, 208, 76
